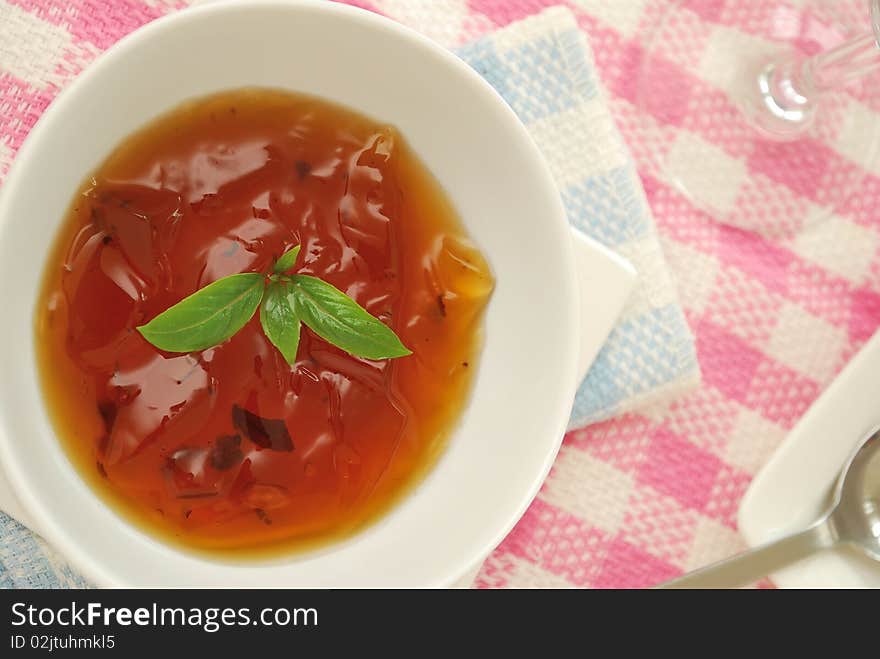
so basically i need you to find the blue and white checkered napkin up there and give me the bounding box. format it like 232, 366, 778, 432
0, 5, 699, 588
458, 7, 700, 429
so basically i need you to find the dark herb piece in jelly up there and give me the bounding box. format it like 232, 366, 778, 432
96, 401, 117, 433
294, 160, 311, 180
231, 405, 293, 452
210, 434, 243, 471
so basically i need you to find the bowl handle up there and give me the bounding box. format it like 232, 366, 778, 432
570, 227, 636, 385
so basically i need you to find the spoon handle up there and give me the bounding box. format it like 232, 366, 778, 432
657, 519, 835, 589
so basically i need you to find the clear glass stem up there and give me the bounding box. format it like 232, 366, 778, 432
756, 30, 880, 139
805, 31, 880, 92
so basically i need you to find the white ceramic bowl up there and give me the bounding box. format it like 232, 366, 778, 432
0, 0, 634, 586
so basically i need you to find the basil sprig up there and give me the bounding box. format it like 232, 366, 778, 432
137, 246, 411, 363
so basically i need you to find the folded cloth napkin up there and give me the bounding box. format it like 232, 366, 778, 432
457, 7, 700, 428
0, 4, 698, 588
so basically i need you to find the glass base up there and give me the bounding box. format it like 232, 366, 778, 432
636, 0, 880, 236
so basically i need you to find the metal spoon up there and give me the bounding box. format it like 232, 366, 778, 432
659, 425, 880, 589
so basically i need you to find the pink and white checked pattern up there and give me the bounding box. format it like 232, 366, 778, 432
2, 0, 880, 588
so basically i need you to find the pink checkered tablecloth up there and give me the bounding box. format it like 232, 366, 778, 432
2, 0, 880, 588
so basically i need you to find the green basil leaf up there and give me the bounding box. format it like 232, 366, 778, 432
260, 281, 301, 365
290, 274, 411, 360
137, 273, 265, 352
273, 244, 301, 274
